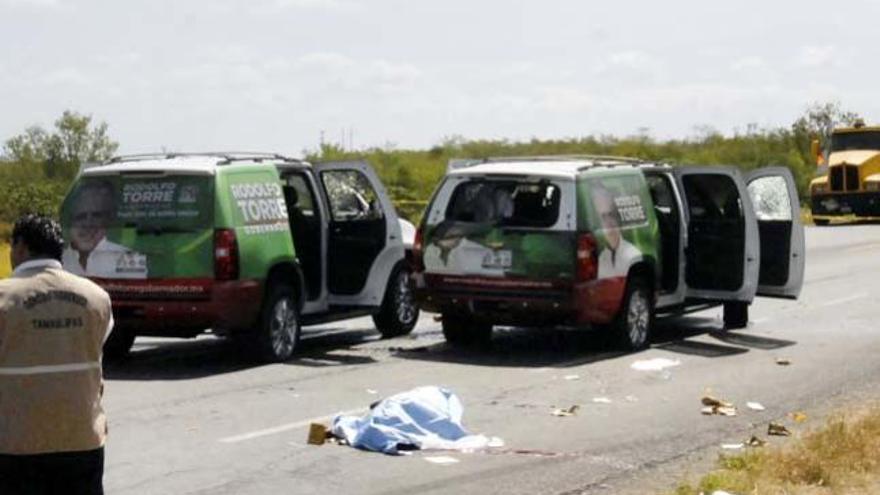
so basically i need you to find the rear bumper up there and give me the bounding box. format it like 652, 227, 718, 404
811, 193, 880, 218
414, 273, 624, 326
92, 278, 263, 337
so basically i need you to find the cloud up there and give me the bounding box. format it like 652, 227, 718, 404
796, 45, 835, 67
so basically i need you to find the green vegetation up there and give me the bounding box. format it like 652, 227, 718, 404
671, 405, 880, 494
0, 103, 860, 226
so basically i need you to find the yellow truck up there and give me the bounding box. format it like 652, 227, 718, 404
810, 120, 880, 225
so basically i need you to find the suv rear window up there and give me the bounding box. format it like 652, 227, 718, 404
63, 175, 215, 233
444, 180, 560, 227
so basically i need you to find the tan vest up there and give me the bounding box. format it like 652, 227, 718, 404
0, 263, 112, 455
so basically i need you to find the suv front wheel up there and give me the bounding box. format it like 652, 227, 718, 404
253, 284, 301, 362
373, 265, 420, 338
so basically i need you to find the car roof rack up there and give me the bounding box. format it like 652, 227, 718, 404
482, 154, 646, 164
448, 154, 648, 173
106, 152, 304, 166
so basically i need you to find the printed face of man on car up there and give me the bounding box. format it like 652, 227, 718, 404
70, 184, 114, 255
592, 186, 621, 250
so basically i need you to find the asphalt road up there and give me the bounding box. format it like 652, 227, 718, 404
103, 225, 880, 495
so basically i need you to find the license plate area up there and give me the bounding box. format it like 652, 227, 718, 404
482, 250, 512, 269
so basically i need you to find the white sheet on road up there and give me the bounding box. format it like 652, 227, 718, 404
332, 386, 495, 455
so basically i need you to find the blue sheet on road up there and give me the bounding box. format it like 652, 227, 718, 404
331, 386, 491, 455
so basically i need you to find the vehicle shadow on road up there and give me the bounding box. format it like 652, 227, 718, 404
652, 315, 797, 358
392, 325, 625, 368
104, 328, 385, 381
394, 315, 798, 368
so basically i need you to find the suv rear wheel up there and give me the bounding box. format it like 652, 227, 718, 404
441, 312, 492, 347
254, 284, 300, 362
612, 278, 653, 351
103, 328, 136, 362
373, 265, 420, 338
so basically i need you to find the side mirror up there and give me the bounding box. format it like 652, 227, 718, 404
811, 139, 825, 166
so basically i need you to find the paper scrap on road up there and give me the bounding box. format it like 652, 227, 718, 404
630, 358, 681, 372
775, 358, 791, 366
563, 374, 581, 381
721, 443, 744, 450
711, 491, 738, 495
768, 422, 792, 436
366, 389, 379, 395
551, 405, 580, 417
746, 402, 766, 411
746, 436, 767, 447
702, 396, 737, 416
592, 397, 613, 404
424, 456, 460, 465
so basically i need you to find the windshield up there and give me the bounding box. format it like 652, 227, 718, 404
831, 131, 880, 152
444, 179, 561, 228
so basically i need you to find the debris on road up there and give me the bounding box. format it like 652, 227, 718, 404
768, 422, 792, 436
307, 423, 330, 446
424, 456, 460, 465
721, 443, 744, 450
551, 405, 580, 417
563, 374, 581, 381
592, 397, 613, 404
331, 386, 500, 455
630, 358, 681, 372
702, 395, 737, 416
746, 436, 767, 448
625, 395, 639, 403
790, 411, 808, 423
775, 358, 792, 366
746, 402, 766, 411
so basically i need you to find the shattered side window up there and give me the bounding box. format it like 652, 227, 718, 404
748, 175, 792, 221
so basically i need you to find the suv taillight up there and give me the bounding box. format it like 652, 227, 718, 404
214, 229, 239, 281
412, 227, 425, 273
576, 233, 598, 282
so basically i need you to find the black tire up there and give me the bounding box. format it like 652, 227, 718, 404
612, 278, 653, 351
813, 218, 830, 226
103, 327, 136, 362
373, 265, 420, 338
441, 312, 492, 347
723, 301, 749, 329
253, 284, 301, 363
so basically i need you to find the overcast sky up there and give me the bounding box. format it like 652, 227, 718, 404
1, 0, 878, 156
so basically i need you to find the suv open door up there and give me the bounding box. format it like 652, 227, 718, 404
314, 160, 403, 307
746, 167, 805, 299
674, 167, 760, 303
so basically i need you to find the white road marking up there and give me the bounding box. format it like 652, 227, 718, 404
816, 293, 868, 309
219, 407, 365, 444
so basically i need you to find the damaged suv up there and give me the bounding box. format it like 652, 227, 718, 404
412, 156, 804, 349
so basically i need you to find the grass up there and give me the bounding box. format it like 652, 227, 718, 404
671, 405, 880, 494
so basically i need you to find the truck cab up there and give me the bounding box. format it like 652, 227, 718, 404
810, 121, 880, 224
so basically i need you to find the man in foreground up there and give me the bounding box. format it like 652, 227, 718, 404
0, 214, 113, 495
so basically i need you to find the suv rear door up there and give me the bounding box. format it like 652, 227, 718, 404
674, 167, 760, 303
314, 160, 402, 307
746, 167, 805, 299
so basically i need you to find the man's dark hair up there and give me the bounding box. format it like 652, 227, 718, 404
12, 214, 64, 261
